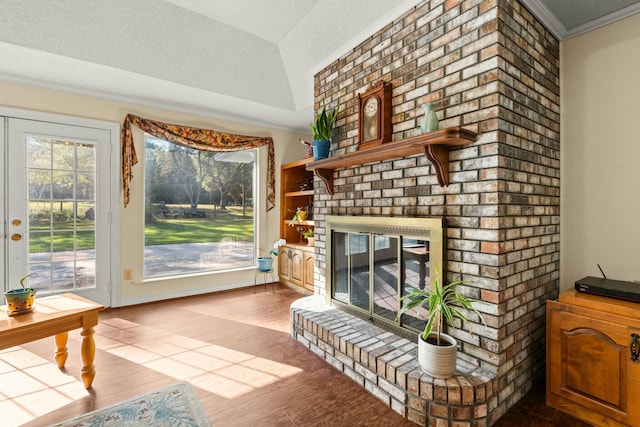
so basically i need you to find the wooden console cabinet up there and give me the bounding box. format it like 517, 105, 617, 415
279, 244, 314, 293
546, 289, 640, 426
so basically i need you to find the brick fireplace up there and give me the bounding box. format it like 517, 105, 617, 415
290, 0, 560, 425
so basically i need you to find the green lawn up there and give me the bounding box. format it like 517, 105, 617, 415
145, 206, 254, 245
28, 205, 254, 252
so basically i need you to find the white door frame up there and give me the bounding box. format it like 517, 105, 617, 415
1, 107, 120, 306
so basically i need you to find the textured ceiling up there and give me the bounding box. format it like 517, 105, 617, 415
0, 0, 639, 132
521, 0, 640, 39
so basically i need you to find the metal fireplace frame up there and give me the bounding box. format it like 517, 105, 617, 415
325, 215, 445, 339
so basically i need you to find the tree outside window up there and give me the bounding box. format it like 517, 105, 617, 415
143, 136, 255, 279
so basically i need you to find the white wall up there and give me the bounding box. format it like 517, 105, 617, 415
560, 13, 640, 289
0, 81, 309, 305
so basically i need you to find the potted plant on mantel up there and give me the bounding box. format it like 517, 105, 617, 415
4, 274, 36, 316
397, 267, 485, 378
310, 101, 340, 161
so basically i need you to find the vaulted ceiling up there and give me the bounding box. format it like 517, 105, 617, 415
0, 0, 638, 132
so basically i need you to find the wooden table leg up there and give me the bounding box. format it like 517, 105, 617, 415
54, 332, 68, 368
80, 325, 96, 388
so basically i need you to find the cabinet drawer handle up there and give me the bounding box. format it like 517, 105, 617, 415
632, 333, 640, 363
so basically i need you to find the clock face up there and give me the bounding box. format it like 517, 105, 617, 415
364, 97, 378, 117
363, 96, 379, 142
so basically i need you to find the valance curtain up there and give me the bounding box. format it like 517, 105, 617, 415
121, 114, 275, 211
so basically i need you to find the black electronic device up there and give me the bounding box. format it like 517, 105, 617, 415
575, 276, 640, 303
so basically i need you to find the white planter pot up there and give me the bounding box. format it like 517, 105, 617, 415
417, 332, 458, 378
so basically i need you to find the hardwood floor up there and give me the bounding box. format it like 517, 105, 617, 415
2, 285, 589, 426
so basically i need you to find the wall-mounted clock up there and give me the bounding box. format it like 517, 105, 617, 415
358, 80, 392, 150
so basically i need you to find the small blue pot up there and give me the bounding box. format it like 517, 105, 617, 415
257, 257, 273, 272
312, 139, 330, 160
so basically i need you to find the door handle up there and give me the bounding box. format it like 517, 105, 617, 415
11, 234, 22, 241
631, 333, 639, 363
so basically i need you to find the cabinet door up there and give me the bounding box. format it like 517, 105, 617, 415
279, 248, 291, 283
290, 249, 303, 286
547, 300, 640, 426
303, 251, 314, 292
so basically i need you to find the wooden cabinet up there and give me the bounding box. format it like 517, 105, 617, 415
546, 289, 640, 426
279, 158, 314, 293
303, 251, 314, 291
279, 245, 314, 293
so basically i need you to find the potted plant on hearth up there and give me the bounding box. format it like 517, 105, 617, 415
310, 101, 340, 160
258, 239, 286, 272
396, 267, 485, 378
4, 274, 36, 316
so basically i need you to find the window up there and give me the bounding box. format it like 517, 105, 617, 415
27, 136, 97, 290
143, 136, 256, 278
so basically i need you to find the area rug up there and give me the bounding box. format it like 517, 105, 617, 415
51, 381, 210, 426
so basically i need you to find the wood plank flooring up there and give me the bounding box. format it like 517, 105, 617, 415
2, 285, 590, 426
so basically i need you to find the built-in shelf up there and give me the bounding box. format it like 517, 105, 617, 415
284, 190, 314, 197
283, 220, 315, 227
306, 127, 477, 195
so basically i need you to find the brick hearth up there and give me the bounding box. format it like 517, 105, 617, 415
291, 296, 498, 425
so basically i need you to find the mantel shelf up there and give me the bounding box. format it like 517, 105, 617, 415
305, 127, 477, 195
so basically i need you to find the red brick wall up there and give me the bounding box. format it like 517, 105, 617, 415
312, 0, 559, 422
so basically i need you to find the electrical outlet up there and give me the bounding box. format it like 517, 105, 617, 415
123, 268, 132, 280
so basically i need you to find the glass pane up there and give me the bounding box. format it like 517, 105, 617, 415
76, 230, 95, 251
52, 171, 74, 199
400, 239, 430, 332
29, 231, 52, 259
373, 236, 399, 321
143, 136, 256, 278
76, 259, 96, 289
51, 201, 74, 230
52, 261, 77, 290
76, 142, 95, 172
78, 202, 96, 229
27, 137, 51, 169
52, 231, 75, 260
29, 203, 52, 231
76, 172, 95, 200
28, 266, 52, 292
403, 239, 430, 290
28, 170, 52, 200
350, 233, 369, 311
332, 231, 349, 303
52, 139, 75, 171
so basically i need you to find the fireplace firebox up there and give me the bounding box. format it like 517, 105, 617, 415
325, 216, 444, 339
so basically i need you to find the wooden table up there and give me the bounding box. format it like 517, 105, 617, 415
0, 293, 104, 388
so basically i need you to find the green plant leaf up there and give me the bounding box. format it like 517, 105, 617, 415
311, 101, 340, 140
397, 266, 486, 343
19, 274, 33, 290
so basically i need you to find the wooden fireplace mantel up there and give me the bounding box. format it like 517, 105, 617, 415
306, 127, 477, 195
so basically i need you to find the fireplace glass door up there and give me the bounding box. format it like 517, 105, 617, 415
331, 230, 429, 335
